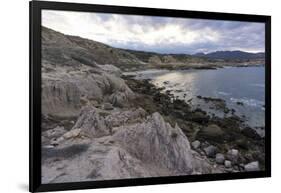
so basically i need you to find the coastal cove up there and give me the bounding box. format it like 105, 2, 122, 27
123, 66, 265, 129
40, 26, 266, 183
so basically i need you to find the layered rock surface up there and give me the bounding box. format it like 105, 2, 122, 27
42, 107, 217, 183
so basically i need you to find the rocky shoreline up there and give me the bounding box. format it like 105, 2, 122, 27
40, 26, 265, 183
123, 76, 265, 172
122, 62, 264, 72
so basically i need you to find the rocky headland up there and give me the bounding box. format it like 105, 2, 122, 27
41, 26, 264, 183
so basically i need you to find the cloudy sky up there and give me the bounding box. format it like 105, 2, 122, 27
42, 10, 265, 54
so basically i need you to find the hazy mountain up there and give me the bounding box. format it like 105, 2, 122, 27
194, 50, 265, 60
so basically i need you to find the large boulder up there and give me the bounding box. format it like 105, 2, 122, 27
113, 112, 195, 174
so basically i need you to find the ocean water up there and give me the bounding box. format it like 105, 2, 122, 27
125, 66, 265, 127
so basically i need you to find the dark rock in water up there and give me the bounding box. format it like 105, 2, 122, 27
244, 161, 260, 171
200, 124, 224, 138
215, 153, 225, 164
236, 138, 249, 150
224, 108, 230, 114
241, 127, 262, 140
190, 111, 210, 124
163, 81, 170, 85
197, 95, 224, 103
236, 101, 244, 106
203, 145, 218, 158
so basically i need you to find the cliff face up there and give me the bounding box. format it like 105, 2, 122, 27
41, 26, 219, 183
42, 27, 136, 118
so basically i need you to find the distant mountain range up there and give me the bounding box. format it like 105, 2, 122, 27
194, 51, 265, 60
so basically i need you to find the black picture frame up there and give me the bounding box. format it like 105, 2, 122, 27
29, 1, 271, 192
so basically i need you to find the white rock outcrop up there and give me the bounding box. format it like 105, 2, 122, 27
42, 108, 216, 183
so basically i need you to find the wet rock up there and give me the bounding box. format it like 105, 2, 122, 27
215, 153, 225, 164
236, 101, 244, 106
191, 111, 209, 124
242, 127, 262, 140
244, 161, 260, 172
236, 138, 249, 150
200, 124, 224, 138
203, 145, 218, 158
191, 140, 201, 149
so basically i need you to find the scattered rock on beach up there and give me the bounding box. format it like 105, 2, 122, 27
191, 140, 201, 149
204, 145, 218, 158
226, 149, 239, 164
191, 111, 209, 124
215, 153, 225, 164
244, 161, 260, 172
224, 160, 232, 168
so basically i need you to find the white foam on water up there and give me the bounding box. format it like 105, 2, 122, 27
250, 83, 265, 88
230, 97, 264, 107
218, 91, 231, 96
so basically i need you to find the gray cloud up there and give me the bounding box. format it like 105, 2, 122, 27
42, 10, 265, 54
